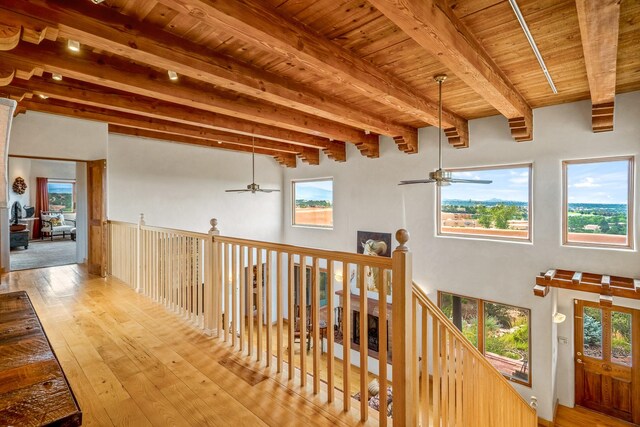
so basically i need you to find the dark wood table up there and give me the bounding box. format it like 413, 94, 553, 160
0, 291, 82, 426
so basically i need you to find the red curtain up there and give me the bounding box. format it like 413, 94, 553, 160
34, 177, 49, 239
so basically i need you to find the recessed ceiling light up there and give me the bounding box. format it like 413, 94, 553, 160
38, 94, 49, 99
167, 70, 178, 81
52, 73, 63, 81
67, 39, 80, 52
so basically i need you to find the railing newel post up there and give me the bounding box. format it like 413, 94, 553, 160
391, 228, 415, 426
204, 218, 219, 336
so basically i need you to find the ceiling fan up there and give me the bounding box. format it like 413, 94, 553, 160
225, 137, 280, 194
399, 74, 492, 186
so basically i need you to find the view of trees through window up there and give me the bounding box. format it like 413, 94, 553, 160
47, 181, 75, 212
293, 179, 333, 227
565, 158, 632, 247
439, 165, 531, 240
440, 292, 530, 384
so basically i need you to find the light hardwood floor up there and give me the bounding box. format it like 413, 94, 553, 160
0, 265, 373, 426
555, 405, 636, 427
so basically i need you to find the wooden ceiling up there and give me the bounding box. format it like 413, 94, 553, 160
0, 0, 637, 166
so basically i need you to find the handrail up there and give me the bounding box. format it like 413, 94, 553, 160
412, 281, 537, 415
215, 235, 393, 269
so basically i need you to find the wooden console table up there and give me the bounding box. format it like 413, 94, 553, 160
0, 291, 82, 426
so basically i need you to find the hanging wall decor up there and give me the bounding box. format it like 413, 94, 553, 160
12, 177, 27, 195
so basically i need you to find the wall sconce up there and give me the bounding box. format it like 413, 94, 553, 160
552, 312, 566, 324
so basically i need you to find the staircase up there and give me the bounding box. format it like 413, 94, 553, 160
107, 216, 538, 426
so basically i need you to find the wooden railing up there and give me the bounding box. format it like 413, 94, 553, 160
107, 217, 537, 426
410, 283, 538, 426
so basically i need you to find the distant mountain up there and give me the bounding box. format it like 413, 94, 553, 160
295, 186, 332, 202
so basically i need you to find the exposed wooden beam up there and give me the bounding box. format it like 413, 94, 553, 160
0, 24, 20, 50
5, 68, 347, 161
0, 41, 377, 154
0, 65, 14, 86
575, 0, 621, 132
367, 0, 533, 142
18, 96, 321, 164
107, 124, 297, 168
154, 0, 469, 148
0, 0, 418, 151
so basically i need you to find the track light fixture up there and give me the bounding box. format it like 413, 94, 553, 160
168, 70, 178, 81
52, 73, 62, 81
67, 39, 80, 52
38, 94, 49, 99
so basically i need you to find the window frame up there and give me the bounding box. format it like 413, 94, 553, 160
562, 156, 635, 250
291, 177, 334, 229
47, 179, 76, 213
437, 290, 532, 387
436, 163, 533, 243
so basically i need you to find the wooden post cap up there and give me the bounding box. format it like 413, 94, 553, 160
395, 229, 409, 251
210, 218, 218, 232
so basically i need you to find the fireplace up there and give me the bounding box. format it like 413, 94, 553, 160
353, 310, 388, 354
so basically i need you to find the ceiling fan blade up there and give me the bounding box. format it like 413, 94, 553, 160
398, 179, 437, 185
258, 189, 281, 193
449, 178, 493, 184
225, 189, 250, 193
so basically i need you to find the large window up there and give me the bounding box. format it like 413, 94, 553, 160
292, 178, 333, 228
563, 157, 634, 249
439, 292, 531, 386
438, 164, 532, 241
47, 180, 75, 212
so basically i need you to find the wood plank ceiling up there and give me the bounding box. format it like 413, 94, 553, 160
0, 0, 637, 167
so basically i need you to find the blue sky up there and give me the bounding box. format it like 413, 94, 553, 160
48, 182, 73, 193
294, 180, 333, 201
442, 167, 530, 202
567, 160, 629, 204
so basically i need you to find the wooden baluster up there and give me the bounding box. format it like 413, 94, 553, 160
266, 250, 273, 367
300, 255, 307, 387
412, 294, 419, 415
276, 251, 283, 373
326, 259, 335, 403
421, 305, 429, 427
448, 329, 455, 427
379, 267, 388, 426
312, 257, 320, 394
342, 261, 351, 412
432, 315, 440, 423
440, 324, 448, 423
455, 337, 463, 426
256, 248, 263, 362
248, 246, 254, 357
391, 229, 414, 426
222, 242, 229, 342
287, 254, 295, 380
358, 263, 367, 422
239, 245, 246, 352
232, 244, 238, 347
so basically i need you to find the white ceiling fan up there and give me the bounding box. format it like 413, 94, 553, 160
225, 137, 280, 193
399, 74, 492, 186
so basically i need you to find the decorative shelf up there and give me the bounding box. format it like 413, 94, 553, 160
533, 268, 640, 303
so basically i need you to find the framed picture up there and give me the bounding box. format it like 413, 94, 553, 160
352, 231, 392, 297
357, 231, 392, 257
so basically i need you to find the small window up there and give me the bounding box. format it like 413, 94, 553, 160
563, 157, 634, 249
292, 178, 333, 228
438, 291, 531, 386
47, 181, 75, 212
438, 164, 532, 241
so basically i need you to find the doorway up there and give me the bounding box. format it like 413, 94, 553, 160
574, 299, 640, 423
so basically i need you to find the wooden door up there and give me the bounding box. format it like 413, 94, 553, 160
87, 159, 106, 277
574, 299, 640, 423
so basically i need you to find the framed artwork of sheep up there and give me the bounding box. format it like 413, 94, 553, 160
352, 231, 392, 297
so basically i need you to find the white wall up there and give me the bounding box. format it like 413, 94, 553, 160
107, 134, 284, 241
8, 157, 31, 213
282, 91, 640, 421
9, 111, 107, 160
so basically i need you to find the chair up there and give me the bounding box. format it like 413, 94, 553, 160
293, 304, 312, 352
40, 210, 76, 241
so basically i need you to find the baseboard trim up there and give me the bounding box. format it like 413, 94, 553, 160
538, 398, 559, 427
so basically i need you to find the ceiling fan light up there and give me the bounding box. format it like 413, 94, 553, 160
67, 39, 80, 52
